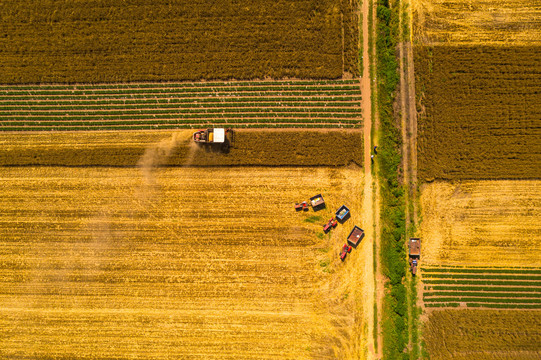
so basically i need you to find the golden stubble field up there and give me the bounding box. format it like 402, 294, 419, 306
419, 180, 541, 267
412, 0, 541, 45
0, 135, 369, 359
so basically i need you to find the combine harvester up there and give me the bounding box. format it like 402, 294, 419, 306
193, 128, 233, 152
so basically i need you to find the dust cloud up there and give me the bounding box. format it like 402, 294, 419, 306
137, 132, 196, 186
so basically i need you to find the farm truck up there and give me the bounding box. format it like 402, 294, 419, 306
409, 238, 421, 275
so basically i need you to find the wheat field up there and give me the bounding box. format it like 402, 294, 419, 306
0, 163, 369, 359
419, 180, 541, 267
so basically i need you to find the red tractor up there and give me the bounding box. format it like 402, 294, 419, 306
295, 201, 309, 211
340, 244, 352, 261
323, 217, 338, 232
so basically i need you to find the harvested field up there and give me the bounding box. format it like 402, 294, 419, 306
422, 266, 541, 309
412, 0, 541, 45
0, 164, 369, 359
415, 45, 541, 180
423, 309, 541, 360
419, 181, 541, 267
0, 0, 359, 83
0, 129, 363, 167
0, 79, 362, 130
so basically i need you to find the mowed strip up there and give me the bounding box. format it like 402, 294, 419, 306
0, 80, 362, 130
0, 166, 364, 359
423, 309, 541, 360
420, 180, 541, 267
422, 266, 541, 309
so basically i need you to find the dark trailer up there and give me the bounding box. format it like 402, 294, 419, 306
309, 194, 325, 211
409, 238, 421, 258
335, 205, 350, 222
347, 225, 364, 248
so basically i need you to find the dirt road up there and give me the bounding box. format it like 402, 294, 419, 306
360, 0, 381, 358
398, 0, 421, 356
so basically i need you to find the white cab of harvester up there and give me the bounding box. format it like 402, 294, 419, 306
212, 128, 225, 143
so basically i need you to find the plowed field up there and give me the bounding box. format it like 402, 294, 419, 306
419, 181, 541, 267
423, 309, 541, 360
0, 163, 369, 359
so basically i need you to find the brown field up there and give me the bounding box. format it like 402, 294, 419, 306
413, 0, 541, 180
0, 0, 359, 83
415, 45, 541, 180
423, 309, 541, 360
412, 0, 541, 45
0, 129, 363, 167
0, 163, 369, 359
419, 180, 541, 267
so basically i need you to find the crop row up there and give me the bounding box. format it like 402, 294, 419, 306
421, 267, 541, 275
424, 297, 541, 304
422, 273, 541, 280
425, 303, 541, 309
0, 124, 357, 132
424, 291, 541, 298
0, 109, 361, 117
0, 116, 359, 124
0, 99, 360, 107
0, 118, 359, 126
423, 279, 537, 286
0, 89, 362, 98
425, 285, 541, 293
0, 80, 360, 91
0, 85, 361, 95
0, 99, 361, 107
0, 104, 361, 111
